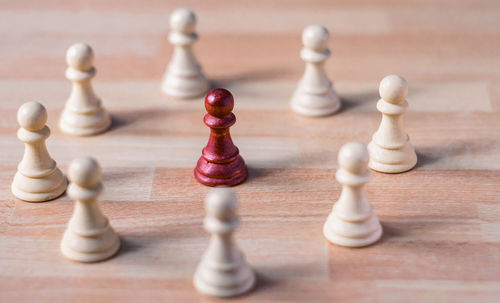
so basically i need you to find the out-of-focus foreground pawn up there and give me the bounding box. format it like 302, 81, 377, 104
11, 101, 67, 202
59, 43, 111, 136
194, 188, 255, 297
368, 74, 417, 173
161, 8, 210, 98
323, 142, 382, 247
61, 157, 120, 262
290, 24, 341, 117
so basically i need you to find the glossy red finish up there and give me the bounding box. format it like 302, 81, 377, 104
194, 88, 248, 186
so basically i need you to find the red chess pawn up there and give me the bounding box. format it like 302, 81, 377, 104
194, 88, 248, 186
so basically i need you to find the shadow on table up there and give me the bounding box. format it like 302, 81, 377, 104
109, 107, 170, 132
337, 89, 379, 114
415, 138, 494, 169
211, 67, 294, 88
118, 237, 143, 256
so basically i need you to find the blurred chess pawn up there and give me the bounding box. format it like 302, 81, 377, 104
59, 43, 112, 136
323, 142, 382, 247
368, 75, 417, 173
194, 188, 255, 297
61, 157, 120, 262
161, 8, 210, 98
11, 102, 67, 202
290, 24, 341, 117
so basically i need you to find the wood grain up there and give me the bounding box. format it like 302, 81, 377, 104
1, 1, 499, 302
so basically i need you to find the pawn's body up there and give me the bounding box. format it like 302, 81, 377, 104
323, 142, 382, 247
368, 75, 417, 173
194, 88, 247, 186
61, 157, 120, 262
161, 8, 210, 98
60, 43, 111, 136
11, 102, 67, 202
291, 25, 341, 117
194, 188, 255, 297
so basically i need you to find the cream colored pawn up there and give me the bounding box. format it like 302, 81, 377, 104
290, 24, 341, 117
61, 157, 120, 262
161, 8, 210, 98
368, 75, 417, 173
11, 102, 67, 202
323, 142, 382, 247
59, 43, 111, 136
194, 188, 255, 297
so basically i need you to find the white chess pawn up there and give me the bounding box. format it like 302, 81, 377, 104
194, 188, 255, 297
368, 75, 417, 173
323, 142, 382, 247
59, 43, 111, 136
290, 24, 341, 117
61, 157, 120, 262
161, 8, 210, 99
11, 102, 67, 202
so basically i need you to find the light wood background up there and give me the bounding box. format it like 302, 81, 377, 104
1, 0, 500, 302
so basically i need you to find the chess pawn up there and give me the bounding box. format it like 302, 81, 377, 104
11, 102, 67, 202
61, 157, 120, 262
323, 142, 382, 247
59, 43, 112, 136
161, 8, 210, 98
194, 188, 256, 297
368, 75, 417, 173
194, 88, 248, 186
290, 24, 341, 117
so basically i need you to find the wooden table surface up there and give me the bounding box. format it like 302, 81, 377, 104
1, 1, 500, 302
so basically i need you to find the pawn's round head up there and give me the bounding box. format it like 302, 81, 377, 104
338, 142, 369, 174
170, 8, 197, 34
205, 88, 234, 118
17, 101, 47, 131
68, 156, 101, 188
205, 188, 238, 220
66, 43, 94, 71
379, 74, 408, 104
302, 24, 329, 52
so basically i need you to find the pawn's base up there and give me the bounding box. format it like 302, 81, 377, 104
290, 89, 341, 117
323, 224, 382, 247
59, 107, 111, 136
194, 262, 256, 297
367, 141, 417, 174
60, 226, 120, 263
162, 73, 210, 99
11, 169, 67, 202
368, 159, 417, 174
323, 212, 382, 247
194, 156, 248, 187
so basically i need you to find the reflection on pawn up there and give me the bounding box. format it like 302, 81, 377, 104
323, 142, 382, 247
290, 24, 341, 117
61, 157, 120, 263
161, 8, 210, 98
368, 74, 417, 173
11, 101, 67, 202
59, 43, 112, 136
194, 188, 255, 297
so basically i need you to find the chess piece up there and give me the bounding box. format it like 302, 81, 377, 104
194, 188, 256, 297
59, 43, 112, 136
61, 157, 120, 262
194, 88, 248, 186
368, 74, 417, 173
161, 8, 210, 98
323, 142, 382, 247
290, 24, 341, 117
11, 102, 67, 202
